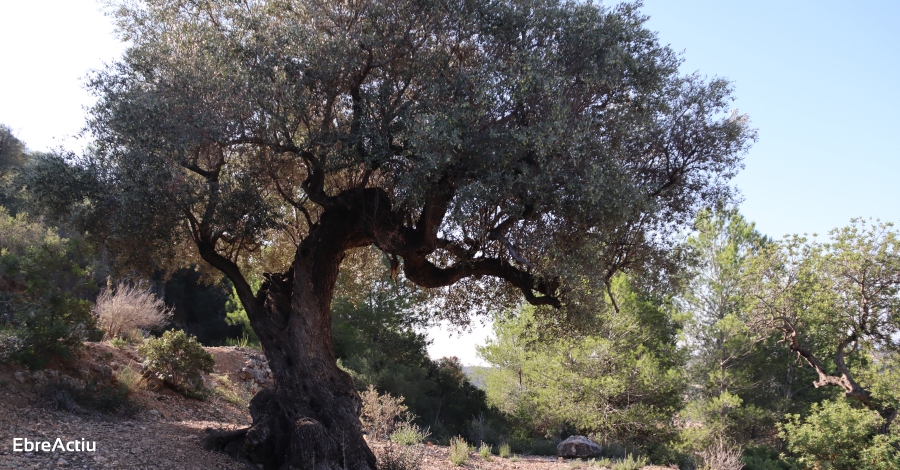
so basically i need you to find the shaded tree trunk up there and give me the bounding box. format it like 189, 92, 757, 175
201, 201, 377, 469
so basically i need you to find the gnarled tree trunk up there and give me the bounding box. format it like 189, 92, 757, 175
196, 185, 560, 468
201, 201, 377, 469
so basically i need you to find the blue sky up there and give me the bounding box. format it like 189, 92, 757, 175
641, 0, 900, 239
1, 1, 898, 364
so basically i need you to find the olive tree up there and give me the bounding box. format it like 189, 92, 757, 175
25, 0, 753, 467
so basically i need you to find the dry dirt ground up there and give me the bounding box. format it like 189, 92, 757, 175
0, 343, 671, 470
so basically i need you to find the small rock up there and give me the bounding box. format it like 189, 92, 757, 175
14, 371, 28, 383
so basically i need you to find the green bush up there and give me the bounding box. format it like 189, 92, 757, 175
0, 209, 102, 369
138, 329, 214, 397
610, 453, 648, 470
390, 421, 430, 446
779, 399, 900, 470
498, 442, 511, 458
448, 436, 470, 466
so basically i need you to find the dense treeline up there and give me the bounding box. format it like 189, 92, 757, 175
477, 210, 900, 468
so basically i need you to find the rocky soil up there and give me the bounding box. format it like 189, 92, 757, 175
0, 343, 672, 469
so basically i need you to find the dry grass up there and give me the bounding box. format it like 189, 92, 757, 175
114, 365, 146, 394
697, 439, 743, 470
376, 442, 425, 470
360, 385, 409, 440
93, 282, 173, 340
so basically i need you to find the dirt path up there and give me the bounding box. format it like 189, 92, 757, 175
0, 344, 671, 469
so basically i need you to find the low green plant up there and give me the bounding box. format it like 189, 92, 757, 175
449, 436, 470, 466
138, 329, 214, 397
110, 337, 128, 349
740, 446, 789, 470
610, 453, 648, 470
509, 456, 521, 462
588, 457, 612, 467
390, 421, 430, 446
224, 332, 250, 349
114, 365, 146, 394
479, 443, 493, 460
498, 442, 511, 458
0, 210, 102, 369
211, 374, 251, 408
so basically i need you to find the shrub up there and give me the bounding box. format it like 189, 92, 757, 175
779, 399, 900, 470
610, 454, 648, 470
114, 365, 146, 394
376, 442, 424, 470
498, 442, 511, 458
0, 210, 101, 369
93, 282, 172, 340
478, 443, 493, 460
390, 420, 430, 446
212, 374, 252, 408
138, 329, 214, 397
697, 438, 743, 470
361, 384, 409, 440
449, 436, 470, 465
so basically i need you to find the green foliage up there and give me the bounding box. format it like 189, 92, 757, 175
25, 0, 753, 334
478, 443, 492, 459
680, 209, 833, 457
480, 275, 685, 449
114, 365, 147, 395
334, 274, 494, 440
747, 220, 900, 435
741, 446, 790, 470
211, 374, 252, 408
0, 208, 101, 369
779, 399, 900, 470
138, 329, 214, 397
498, 442, 511, 458
448, 437, 470, 466
610, 454, 649, 470
389, 421, 430, 446
0, 124, 29, 213
224, 278, 260, 347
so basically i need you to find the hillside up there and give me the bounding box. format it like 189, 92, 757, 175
0, 343, 671, 469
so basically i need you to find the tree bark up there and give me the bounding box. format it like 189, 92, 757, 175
202, 201, 377, 469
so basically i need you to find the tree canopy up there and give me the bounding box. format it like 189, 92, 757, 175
29, 0, 753, 316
